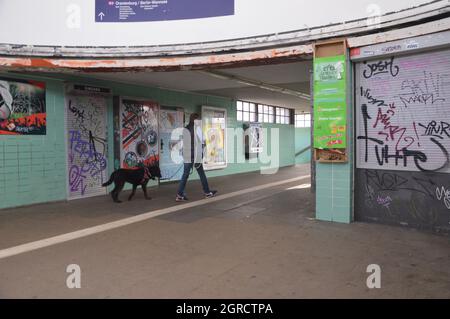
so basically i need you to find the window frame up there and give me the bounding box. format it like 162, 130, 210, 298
236, 100, 257, 123
295, 113, 311, 128
236, 100, 293, 125
276, 107, 291, 125
258, 104, 275, 124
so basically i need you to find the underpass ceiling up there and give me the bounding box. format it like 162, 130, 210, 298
88, 60, 312, 111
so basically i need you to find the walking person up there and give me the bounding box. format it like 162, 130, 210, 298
176, 113, 217, 202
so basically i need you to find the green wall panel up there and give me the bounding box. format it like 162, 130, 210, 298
295, 127, 311, 164
0, 75, 67, 209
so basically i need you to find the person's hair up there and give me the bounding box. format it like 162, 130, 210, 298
189, 113, 200, 123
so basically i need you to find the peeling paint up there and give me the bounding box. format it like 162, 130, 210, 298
30, 59, 56, 68
0, 0, 447, 63
0, 45, 313, 73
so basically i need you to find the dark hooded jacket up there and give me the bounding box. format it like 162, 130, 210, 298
183, 121, 203, 164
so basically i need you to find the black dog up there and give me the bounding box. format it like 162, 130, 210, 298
102, 165, 162, 203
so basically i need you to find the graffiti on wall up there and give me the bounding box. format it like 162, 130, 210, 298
0, 78, 46, 135
356, 50, 450, 173
356, 168, 450, 234
355, 49, 450, 234
66, 95, 108, 198
68, 130, 107, 195
121, 99, 159, 168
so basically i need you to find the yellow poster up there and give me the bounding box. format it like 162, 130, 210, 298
202, 106, 227, 170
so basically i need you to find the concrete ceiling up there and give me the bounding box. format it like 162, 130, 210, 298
89, 60, 312, 112
195, 82, 310, 110
220, 62, 312, 83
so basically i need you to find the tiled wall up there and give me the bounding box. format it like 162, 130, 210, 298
295, 128, 311, 164
315, 162, 352, 223
0, 78, 67, 209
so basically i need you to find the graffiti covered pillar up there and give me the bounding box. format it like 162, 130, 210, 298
313, 39, 353, 223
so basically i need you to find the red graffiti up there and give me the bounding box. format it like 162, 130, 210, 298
0, 113, 46, 135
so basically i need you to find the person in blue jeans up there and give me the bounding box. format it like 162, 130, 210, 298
176, 113, 217, 202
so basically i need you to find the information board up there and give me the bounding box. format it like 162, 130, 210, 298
95, 0, 235, 23
313, 55, 347, 149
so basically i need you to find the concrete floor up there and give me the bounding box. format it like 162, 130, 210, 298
0, 164, 449, 298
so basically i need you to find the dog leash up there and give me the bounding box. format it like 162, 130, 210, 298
141, 167, 151, 184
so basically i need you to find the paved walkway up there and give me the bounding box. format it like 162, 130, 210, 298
0, 165, 449, 298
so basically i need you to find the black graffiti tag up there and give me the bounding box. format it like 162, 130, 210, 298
358, 104, 450, 172
419, 121, 450, 140
363, 169, 437, 198
359, 104, 383, 163
363, 57, 400, 79
360, 87, 388, 107
68, 100, 85, 121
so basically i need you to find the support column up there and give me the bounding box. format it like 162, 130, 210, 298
313, 40, 353, 224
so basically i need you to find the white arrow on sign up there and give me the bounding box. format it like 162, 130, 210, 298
98, 12, 105, 20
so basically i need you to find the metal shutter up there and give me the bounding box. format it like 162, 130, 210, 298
355, 47, 450, 173
65, 94, 108, 200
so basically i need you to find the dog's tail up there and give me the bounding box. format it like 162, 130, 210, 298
102, 172, 116, 187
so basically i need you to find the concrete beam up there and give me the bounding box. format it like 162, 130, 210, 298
0, 45, 313, 73
0, 0, 448, 59
347, 17, 450, 48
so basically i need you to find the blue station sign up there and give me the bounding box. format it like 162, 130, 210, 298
95, 0, 235, 22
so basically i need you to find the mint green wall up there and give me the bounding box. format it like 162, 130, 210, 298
315, 162, 352, 223
59, 76, 296, 184
0, 75, 67, 209
295, 128, 311, 164
0, 72, 296, 209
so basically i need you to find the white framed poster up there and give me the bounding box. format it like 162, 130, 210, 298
243, 122, 263, 159
159, 107, 184, 181
201, 106, 227, 171
249, 122, 263, 154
